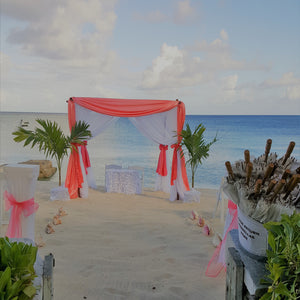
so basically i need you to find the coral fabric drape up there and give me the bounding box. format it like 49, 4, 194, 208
81, 141, 91, 174
156, 144, 168, 176
171, 101, 189, 190
66, 97, 190, 198
4, 191, 39, 238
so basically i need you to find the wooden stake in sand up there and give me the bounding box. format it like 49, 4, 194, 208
284, 174, 300, 200
266, 179, 277, 195
246, 162, 253, 186
281, 169, 291, 180
271, 179, 286, 201
282, 141, 295, 165
254, 179, 262, 199
244, 150, 250, 165
262, 163, 274, 185
225, 161, 235, 180
264, 139, 272, 163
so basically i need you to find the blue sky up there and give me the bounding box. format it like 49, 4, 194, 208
1, 0, 299, 114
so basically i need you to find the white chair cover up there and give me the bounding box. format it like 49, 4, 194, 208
3, 164, 39, 241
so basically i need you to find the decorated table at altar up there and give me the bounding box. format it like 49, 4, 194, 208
105, 168, 143, 194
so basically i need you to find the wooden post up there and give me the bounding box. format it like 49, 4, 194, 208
226, 247, 244, 300
43, 253, 54, 300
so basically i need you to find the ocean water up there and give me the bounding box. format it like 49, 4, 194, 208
0, 112, 299, 190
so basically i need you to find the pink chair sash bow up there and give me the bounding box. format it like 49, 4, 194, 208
81, 141, 91, 174
156, 144, 168, 176
4, 191, 39, 238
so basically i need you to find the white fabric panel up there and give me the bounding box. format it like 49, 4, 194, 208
170, 151, 186, 201
129, 107, 177, 193
75, 104, 119, 191
75, 104, 119, 137
155, 153, 171, 193
3, 164, 39, 241
129, 107, 177, 145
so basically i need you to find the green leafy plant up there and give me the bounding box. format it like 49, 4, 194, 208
0, 237, 38, 299
12, 119, 92, 186
260, 211, 300, 300
179, 123, 218, 188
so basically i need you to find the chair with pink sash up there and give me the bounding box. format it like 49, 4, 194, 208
3, 164, 39, 242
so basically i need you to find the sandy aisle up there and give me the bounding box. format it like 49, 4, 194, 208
3, 181, 227, 300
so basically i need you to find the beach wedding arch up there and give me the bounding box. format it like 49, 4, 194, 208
65, 97, 190, 200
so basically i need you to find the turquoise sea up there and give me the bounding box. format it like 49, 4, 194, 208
0, 112, 299, 190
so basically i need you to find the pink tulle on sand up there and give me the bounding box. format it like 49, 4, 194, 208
205, 200, 238, 277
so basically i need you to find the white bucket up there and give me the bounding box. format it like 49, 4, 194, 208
237, 207, 268, 257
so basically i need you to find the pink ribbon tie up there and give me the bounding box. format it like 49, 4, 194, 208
4, 191, 39, 238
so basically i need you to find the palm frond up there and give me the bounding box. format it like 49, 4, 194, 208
179, 122, 218, 187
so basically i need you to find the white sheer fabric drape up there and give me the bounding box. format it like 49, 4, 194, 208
75, 105, 119, 193
129, 108, 177, 195
75, 105, 119, 137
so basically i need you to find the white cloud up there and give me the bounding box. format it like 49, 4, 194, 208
220, 29, 228, 41
261, 72, 300, 88
260, 72, 300, 101
222, 74, 238, 90
133, 10, 167, 23
3, 0, 117, 62
133, 0, 196, 25
285, 85, 300, 100
173, 0, 196, 24
141, 43, 214, 90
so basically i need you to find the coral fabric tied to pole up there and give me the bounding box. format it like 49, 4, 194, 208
81, 141, 91, 175
4, 191, 39, 238
66, 143, 84, 199
205, 200, 238, 277
170, 143, 179, 185
156, 144, 168, 176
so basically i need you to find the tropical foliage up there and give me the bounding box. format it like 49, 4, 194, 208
0, 237, 38, 299
260, 211, 300, 300
12, 119, 91, 186
179, 123, 218, 188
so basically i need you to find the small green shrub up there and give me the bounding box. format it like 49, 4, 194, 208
0, 237, 38, 299
260, 211, 300, 300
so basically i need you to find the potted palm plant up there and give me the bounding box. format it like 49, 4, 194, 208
179, 123, 218, 188
12, 119, 91, 198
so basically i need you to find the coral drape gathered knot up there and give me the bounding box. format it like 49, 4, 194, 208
4, 191, 39, 238
65, 144, 84, 199
81, 141, 91, 174
156, 144, 168, 176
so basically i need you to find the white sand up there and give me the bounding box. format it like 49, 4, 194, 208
3, 181, 227, 299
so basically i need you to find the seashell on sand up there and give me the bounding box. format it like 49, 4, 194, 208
58, 207, 67, 217
190, 210, 199, 220
35, 235, 46, 248
212, 232, 222, 247
45, 223, 55, 234
202, 224, 211, 236
53, 215, 62, 225
197, 216, 205, 227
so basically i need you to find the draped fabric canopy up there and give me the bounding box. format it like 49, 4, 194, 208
65, 97, 190, 200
